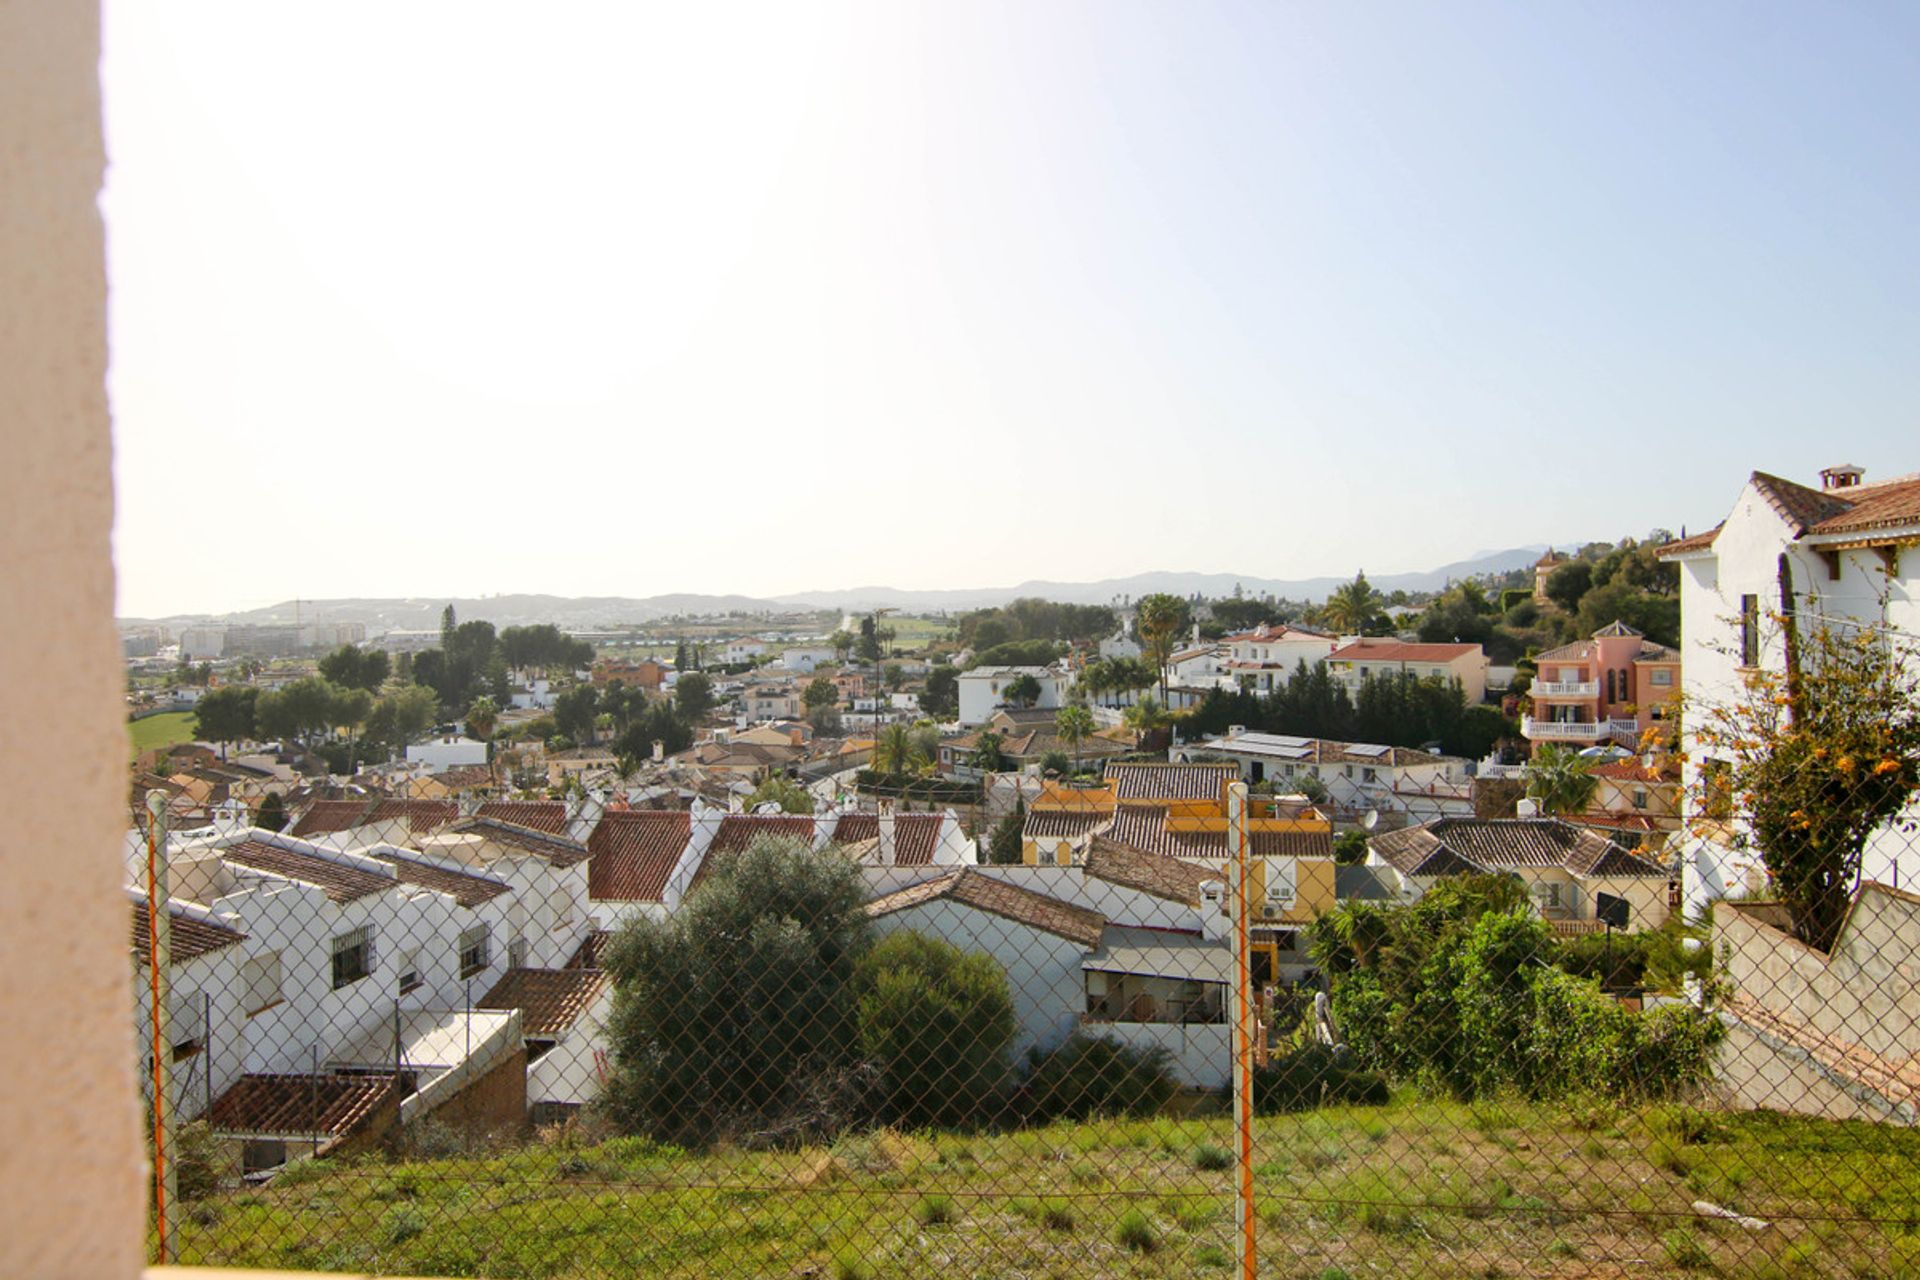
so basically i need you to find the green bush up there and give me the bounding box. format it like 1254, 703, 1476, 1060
1023, 1035, 1178, 1122
1114, 1208, 1157, 1252
854, 931, 1015, 1129
599, 837, 873, 1146
1252, 1045, 1390, 1114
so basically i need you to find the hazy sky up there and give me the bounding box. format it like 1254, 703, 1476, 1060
105, 3, 1920, 618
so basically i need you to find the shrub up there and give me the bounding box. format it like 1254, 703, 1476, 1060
1114, 1208, 1157, 1252
914, 1194, 956, 1226
1023, 1035, 1178, 1122
1192, 1143, 1233, 1171
1252, 1045, 1390, 1114
855, 931, 1015, 1129
1661, 1228, 1712, 1270
599, 837, 873, 1146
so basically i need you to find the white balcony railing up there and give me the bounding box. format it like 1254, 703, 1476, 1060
1532, 680, 1599, 698
1522, 717, 1610, 741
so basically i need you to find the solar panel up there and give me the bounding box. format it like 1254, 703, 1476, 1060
1346, 743, 1391, 758
1270, 745, 1312, 759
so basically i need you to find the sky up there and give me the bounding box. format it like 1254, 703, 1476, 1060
105, 2, 1920, 618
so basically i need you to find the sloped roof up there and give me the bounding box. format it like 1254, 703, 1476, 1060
1808, 472, 1920, 536
866, 869, 1106, 949
828, 811, 948, 866
367, 850, 513, 909
1328, 641, 1483, 664
1104, 762, 1235, 801
1105, 804, 1333, 860
1751, 471, 1855, 534
1023, 809, 1111, 841
289, 797, 459, 838
210, 1073, 400, 1139
587, 811, 691, 903
478, 967, 610, 1038
1369, 818, 1666, 879
476, 800, 569, 834
566, 930, 614, 970
1655, 525, 1722, 557
130, 897, 246, 962
220, 839, 397, 903
1084, 839, 1217, 907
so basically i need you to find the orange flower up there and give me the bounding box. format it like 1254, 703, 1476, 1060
1874, 758, 1903, 777
1836, 755, 1857, 774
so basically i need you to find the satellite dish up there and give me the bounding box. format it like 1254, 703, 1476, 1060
1360, 809, 1378, 831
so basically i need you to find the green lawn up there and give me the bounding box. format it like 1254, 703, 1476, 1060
128, 710, 198, 757
166, 1097, 1920, 1278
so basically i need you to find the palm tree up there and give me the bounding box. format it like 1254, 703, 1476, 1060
1526, 744, 1599, 817
1122, 695, 1170, 747
1055, 705, 1096, 776
1322, 572, 1384, 635
1135, 593, 1189, 701
874, 722, 925, 776
466, 696, 498, 743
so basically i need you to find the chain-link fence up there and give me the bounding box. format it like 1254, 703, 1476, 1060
136, 718, 1920, 1279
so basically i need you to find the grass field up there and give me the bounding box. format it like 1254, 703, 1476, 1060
167, 1097, 1920, 1278
128, 710, 197, 757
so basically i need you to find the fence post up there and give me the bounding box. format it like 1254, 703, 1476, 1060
1227, 780, 1257, 1279
142, 792, 178, 1264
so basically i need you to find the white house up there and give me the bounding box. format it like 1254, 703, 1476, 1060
1658, 465, 1920, 911
957, 665, 1071, 726
722, 639, 768, 665
1098, 625, 1142, 661
780, 646, 835, 673
1326, 639, 1490, 705
406, 735, 489, 773
1219, 624, 1339, 694
509, 672, 556, 711
1180, 729, 1474, 820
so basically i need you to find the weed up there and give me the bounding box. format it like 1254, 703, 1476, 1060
1546, 1238, 1579, 1259
1193, 1144, 1233, 1172
1175, 1200, 1220, 1232
830, 1248, 873, 1280
1662, 1228, 1713, 1270
914, 1194, 955, 1227
1115, 1208, 1157, 1252
1194, 1243, 1231, 1268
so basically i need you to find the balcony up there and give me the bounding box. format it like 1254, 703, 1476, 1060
1531, 680, 1599, 699
1522, 717, 1610, 742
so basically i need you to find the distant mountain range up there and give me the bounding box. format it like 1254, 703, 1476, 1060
120, 546, 1550, 632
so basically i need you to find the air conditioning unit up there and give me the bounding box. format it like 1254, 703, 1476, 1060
1260, 903, 1285, 920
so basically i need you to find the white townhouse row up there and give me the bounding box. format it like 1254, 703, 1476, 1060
1658, 463, 1920, 912
1177, 728, 1476, 820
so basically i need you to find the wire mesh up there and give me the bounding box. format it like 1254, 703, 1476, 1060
134, 708, 1920, 1279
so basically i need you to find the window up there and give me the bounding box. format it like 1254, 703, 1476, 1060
509, 936, 529, 970
1343, 765, 1354, 778
1362, 767, 1377, 783
458, 924, 492, 978
331, 926, 372, 989
1529, 881, 1564, 912
1632, 788, 1649, 810
1606, 670, 1616, 701
1651, 668, 1673, 686
169, 988, 206, 1061
1739, 594, 1760, 667
397, 947, 422, 994
241, 951, 283, 1016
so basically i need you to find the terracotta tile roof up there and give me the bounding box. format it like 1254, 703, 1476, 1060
1222, 623, 1332, 644
1328, 641, 1483, 664
830, 813, 879, 843
210, 1073, 400, 1139
1807, 473, 1920, 537
1368, 818, 1667, 879
130, 897, 246, 962
476, 801, 570, 834
566, 930, 614, 969
445, 815, 591, 866
1104, 762, 1236, 801
1106, 804, 1334, 860
893, 813, 948, 866
1655, 525, 1722, 557
587, 810, 691, 903
867, 869, 1106, 949
478, 967, 611, 1038
430, 765, 495, 791
289, 797, 459, 838
1589, 759, 1679, 783
1024, 809, 1111, 841
221, 839, 397, 903
1751, 471, 1854, 534
689, 815, 820, 889
367, 850, 513, 908
1084, 838, 1217, 906
1535, 624, 1675, 665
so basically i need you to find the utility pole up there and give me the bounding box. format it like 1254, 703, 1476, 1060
1227, 781, 1258, 1280
142, 793, 178, 1264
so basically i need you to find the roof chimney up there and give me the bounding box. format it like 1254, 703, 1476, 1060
1820, 463, 1864, 491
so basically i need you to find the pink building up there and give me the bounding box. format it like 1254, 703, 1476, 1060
1523, 622, 1679, 750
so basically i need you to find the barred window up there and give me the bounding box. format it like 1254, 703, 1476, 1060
330, 926, 371, 990
1740, 593, 1760, 667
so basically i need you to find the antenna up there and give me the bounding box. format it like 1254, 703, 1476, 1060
1360, 809, 1378, 831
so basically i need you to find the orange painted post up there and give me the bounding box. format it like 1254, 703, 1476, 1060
1227, 781, 1257, 1278
143, 792, 177, 1263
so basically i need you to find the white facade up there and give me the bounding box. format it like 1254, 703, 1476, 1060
1663, 469, 1920, 912
722, 639, 767, 664
1181, 730, 1474, 819
1219, 626, 1339, 694
406, 735, 489, 772
780, 647, 835, 673
957, 666, 1070, 726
